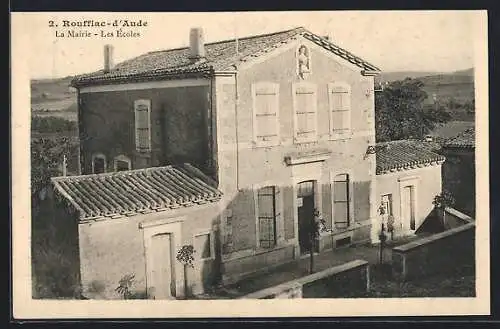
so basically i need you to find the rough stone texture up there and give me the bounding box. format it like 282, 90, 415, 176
222, 244, 295, 285
392, 223, 475, 281
79, 85, 213, 176
440, 148, 475, 217
239, 259, 369, 299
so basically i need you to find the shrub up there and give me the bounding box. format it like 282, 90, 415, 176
31, 116, 77, 134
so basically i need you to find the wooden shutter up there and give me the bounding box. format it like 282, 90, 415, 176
294, 83, 317, 142
258, 186, 277, 248
329, 83, 351, 134
134, 99, 151, 151
253, 83, 279, 145
333, 174, 350, 229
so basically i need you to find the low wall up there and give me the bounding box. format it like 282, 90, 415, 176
239, 259, 369, 299
392, 222, 475, 281
222, 245, 296, 285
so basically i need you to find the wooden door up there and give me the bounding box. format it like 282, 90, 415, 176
297, 181, 316, 255
150, 233, 175, 299
401, 186, 416, 232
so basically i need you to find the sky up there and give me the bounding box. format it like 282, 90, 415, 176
16, 11, 481, 79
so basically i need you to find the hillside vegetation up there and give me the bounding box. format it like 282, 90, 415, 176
31, 76, 77, 122
376, 68, 475, 123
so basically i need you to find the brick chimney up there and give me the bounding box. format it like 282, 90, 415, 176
189, 27, 206, 63
103, 44, 114, 73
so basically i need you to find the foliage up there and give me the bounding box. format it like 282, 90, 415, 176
31, 137, 76, 199
176, 245, 196, 268
433, 190, 456, 209
115, 274, 135, 299
375, 78, 451, 142
31, 116, 77, 134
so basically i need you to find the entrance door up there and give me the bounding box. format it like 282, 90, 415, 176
297, 181, 317, 255
401, 186, 416, 232
150, 233, 175, 299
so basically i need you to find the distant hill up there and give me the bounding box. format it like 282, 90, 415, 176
376, 71, 445, 84
377, 68, 475, 122
31, 76, 77, 121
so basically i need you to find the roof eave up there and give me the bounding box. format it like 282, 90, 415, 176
71, 66, 215, 88
361, 69, 382, 76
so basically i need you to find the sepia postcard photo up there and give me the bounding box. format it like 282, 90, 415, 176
11, 10, 490, 318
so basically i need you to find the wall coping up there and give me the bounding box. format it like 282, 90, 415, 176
393, 222, 475, 253
239, 259, 368, 299
445, 207, 474, 223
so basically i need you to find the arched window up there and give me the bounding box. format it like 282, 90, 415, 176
92, 153, 106, 174
333, 174, 350, 229
114, 154, 132, 172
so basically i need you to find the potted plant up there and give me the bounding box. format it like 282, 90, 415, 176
308, 209, 324, 274
432, 191, 455, 229
176, 245, 196, 299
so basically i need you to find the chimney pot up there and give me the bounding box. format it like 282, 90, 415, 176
104, 44, 114, 72
189, 27, 206, 62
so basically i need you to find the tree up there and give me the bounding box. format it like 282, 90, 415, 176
31, 137, 74, 202
433, 191, 455, 229
375, 78, 451, 142
176, 245, 195, 298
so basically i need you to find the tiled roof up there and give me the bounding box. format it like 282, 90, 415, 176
71, 27, 380, 87
443, 127, 475, 149
51, 164, 223, 221
376, 140, 446, 175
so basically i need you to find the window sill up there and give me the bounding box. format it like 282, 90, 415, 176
329, 131, 353, 141
293, 137, 318, 145
252, 140, 280, 148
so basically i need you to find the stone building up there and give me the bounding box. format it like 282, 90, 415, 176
47, 26, 446, 299
440, 127, 475, 216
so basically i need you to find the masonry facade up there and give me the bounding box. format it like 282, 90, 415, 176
51, 27, 446, 299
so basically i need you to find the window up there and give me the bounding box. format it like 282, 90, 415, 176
134, 99, 151, 152
257, 186, 281, 248
194, 232, 213, 260
114, 155, 131, 172
252, 82, 280, 146
293, 83, 317, 143
328, 82, 352, 136
92, 153, 106, 174
380, 194, 393, 217
333, 174, 350, 229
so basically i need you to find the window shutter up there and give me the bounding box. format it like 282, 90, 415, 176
134, 99, 151, 151
294, 83, 317, 142
258, 186, 278, 248
333, 174, 350, 229
329, 83, 351, 134
253, 83, 279, 145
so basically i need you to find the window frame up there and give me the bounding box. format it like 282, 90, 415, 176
255, 185, 282, 249
292, 82, 318, 144
91, 153, 107, 174
251, 82, 280, 148
134, 99, 152, 152
328, 81, 352, 139
193, 231, 215, 261
380, 194, 393, 217
113, 154, 132, 172
332, 173, 351, 230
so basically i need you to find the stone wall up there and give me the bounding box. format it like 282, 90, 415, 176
239, 259, 369, 299
392, 222, 475, 281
